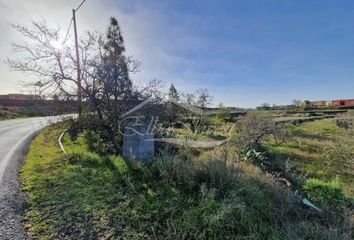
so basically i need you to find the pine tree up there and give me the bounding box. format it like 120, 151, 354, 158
168, 84, 179, 101
93, 17, 136, 153
99, 17, 133, 100
166, 84, 180, 123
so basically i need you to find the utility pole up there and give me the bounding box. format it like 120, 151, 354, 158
72, 9, 82, 117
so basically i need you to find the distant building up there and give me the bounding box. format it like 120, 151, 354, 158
0, 94, 40, 101
331, 99, 354, 107
308, 99, 354, 108
311, 100, 327, 107
0, 95, 8, 100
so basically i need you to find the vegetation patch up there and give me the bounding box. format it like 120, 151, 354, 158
266, 119, 354, 197
21, 124, 353, 239
302, 177, 348, 209
0, 105, 28, 120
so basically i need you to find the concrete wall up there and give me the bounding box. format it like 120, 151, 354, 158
123, 124, 155, 162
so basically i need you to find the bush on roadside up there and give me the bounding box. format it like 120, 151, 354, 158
82, 130, 111, 155
66, 113, 118, 154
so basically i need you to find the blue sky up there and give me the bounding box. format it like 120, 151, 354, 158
1, 0, 354, 107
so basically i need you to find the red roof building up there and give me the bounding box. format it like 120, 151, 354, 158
331, 99, 354, 107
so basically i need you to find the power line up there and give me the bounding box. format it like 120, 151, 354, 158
62, 0, 87, 43
75, 0, 87, 12
63, 17, 73, 42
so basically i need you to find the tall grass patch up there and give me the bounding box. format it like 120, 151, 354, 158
21, 125, 353, 239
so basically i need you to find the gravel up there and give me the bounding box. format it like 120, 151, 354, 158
0, 118, 49, 240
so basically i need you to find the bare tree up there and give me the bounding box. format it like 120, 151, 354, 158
7, 18, 160, 154
6, 20, 78, 97
232, 111, 284, 151
179, 88, 213, 134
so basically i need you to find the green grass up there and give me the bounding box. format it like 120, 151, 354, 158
266, 118, 354, 197
296, 119, 344, 137
302, 177, 348, 210
21, 125, 352, 239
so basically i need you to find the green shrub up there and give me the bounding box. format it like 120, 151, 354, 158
322, 136, 354, 173
82, 130, 110, 155
336, 118, 353, 129
212, 107, 231, 125
302, 177, 348, 208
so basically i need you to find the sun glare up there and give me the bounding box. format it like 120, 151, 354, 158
50, 40, 62, 50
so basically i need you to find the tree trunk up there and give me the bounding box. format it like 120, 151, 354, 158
91, 96, 121, 154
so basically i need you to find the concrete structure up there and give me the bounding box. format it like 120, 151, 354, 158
123, 124, 155, 162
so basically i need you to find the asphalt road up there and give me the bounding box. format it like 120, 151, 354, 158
0, 116, 69, 240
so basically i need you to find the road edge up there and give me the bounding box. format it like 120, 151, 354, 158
0, 127, 45, 240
